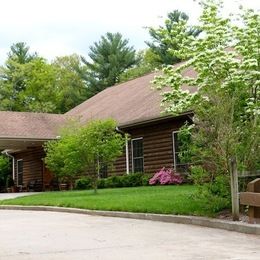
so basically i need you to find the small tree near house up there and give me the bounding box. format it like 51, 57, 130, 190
153, 0, 260, 211
44, 126, 81, 189
45, 119, 125, 193
77, 119, 125, 193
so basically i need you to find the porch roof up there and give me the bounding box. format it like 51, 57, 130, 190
0, 111, 66, 141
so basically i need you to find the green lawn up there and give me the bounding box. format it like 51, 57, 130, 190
0, 185, 216, 217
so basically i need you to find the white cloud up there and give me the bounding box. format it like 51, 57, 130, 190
0, 0, 259, 64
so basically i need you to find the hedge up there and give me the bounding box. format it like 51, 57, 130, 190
74, 173, 150, 190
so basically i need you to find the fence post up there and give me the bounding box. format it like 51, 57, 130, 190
230, 157, 239, 221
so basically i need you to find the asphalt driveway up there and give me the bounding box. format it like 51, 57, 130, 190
0, 210, 259, 260
0, 192, 38, 200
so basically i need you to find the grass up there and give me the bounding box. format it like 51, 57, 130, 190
0, 185, 217, 217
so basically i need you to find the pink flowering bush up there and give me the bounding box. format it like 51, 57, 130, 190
149, 167, 183, 185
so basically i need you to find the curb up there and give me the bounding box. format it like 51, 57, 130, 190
0, 205, 259, 235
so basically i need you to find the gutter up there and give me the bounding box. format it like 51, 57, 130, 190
0, 137, 56, 141
1, 150, 15, 180
119, 111, 194, 129
116, 127, 130, 175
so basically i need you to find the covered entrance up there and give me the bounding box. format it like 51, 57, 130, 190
0, 138, 48, 192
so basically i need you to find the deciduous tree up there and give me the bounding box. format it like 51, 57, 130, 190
45, 119, 125, 193
154, 1, 260, 205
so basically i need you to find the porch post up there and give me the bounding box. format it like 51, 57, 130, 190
12, 157, 15, 180
125, 138, 129, 175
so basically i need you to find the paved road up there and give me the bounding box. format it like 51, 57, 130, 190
0, 192, 39, 200
0, 210, 259, 260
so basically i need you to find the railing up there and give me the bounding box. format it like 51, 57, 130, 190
229, 158, 260, 222
240, 178, 260, 224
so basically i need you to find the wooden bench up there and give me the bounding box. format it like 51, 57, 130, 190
240, 178, 260, 224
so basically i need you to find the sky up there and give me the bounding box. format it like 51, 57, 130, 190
0, 0, 259, 64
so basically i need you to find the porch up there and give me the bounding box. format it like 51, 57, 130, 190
0, 138, 53, 192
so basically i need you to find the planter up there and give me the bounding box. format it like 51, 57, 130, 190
12, 186, 18, 193
59, 183, 68, 191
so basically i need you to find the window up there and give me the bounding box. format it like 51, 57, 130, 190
132, 138, 144, 172
172, 131, 181, 170
17, 159, 23, 186
99, 163, 108, 178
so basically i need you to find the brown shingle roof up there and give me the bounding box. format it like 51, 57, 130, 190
66, 68, 197, 127
0, 111, 66, 139
66, 72, 162, 126
0, 63, 197, 140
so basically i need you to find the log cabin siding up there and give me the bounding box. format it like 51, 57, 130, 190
110, 116, 189, 175
14, 147, 44, 187
10, 115, 190, 184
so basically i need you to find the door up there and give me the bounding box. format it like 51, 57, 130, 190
17, 159, 23, 186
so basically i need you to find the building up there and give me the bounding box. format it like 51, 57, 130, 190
0, 69, 196, 191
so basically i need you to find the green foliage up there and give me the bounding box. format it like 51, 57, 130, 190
102, 176, 123, 188
119, 63, 153, 83
98, 173, 150, 188
146, 10, 201, 66
190, 166, 210, 185
207, 175, 230, 199
177, 123, 193, 164
196, 189, 231, 213
0, 155, 11, 189
44, 130, 81, 185
82, 32, 138, 96
74, 173, 150, 190
0, 44, 88, 113
119, 50, 156, 83
51, 54, 89, 113
154, 1, 260, 205
75, 177, 92, 190
45, 119, 125, 193
20, 58, 59, 112
7, 42, 37, 64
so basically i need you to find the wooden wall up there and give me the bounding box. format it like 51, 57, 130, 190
14, 147, 44, 187
111, 116, 189, 175
11, 115, 190, 185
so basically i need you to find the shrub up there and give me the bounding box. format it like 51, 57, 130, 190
126, 173, 143, 187
97, 178, 106, 189
149, 168, 183, 185
141, 175, 150, 186
190, 167, 231, 212
96, 173, 149, 189
75, 177, 92, 190
106, 176, 122, 188
207, 175, 230, 199
189, 165, 210, 185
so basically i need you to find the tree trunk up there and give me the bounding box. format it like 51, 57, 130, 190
92, 161, 98, 194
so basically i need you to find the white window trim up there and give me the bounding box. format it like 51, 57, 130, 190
131, 137, 144, 173
172, 131, 179, 171
16, 159, 23, 186
125, 138, 130, 175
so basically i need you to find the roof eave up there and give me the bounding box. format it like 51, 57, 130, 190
118, 111, 193, 129
0, 136, 57, 141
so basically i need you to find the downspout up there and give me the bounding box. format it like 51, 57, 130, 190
116, 127, 130, 175
2, 151, 15, 180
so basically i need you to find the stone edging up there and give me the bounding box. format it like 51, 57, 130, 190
0, 205, 259, 235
